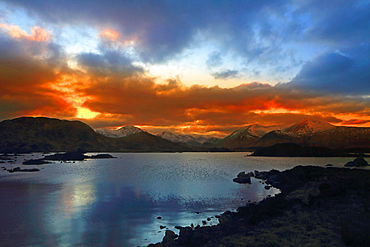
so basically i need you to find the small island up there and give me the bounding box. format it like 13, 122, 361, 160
22, 151, 116, 165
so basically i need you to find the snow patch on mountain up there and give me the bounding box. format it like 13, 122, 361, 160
158, 131, 213, 144
283, 118, 335, 136
95, 125, 144, 138
225, 124, 283, 140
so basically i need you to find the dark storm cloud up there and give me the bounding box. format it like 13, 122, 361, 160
289, 44, 370, 95
212, 69, 239, 80
76, 50, 144, 76
1, 0, 289, 64
299, 0, 370, 46
3, 0, 369, 69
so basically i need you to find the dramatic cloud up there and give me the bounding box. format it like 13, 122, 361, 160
0, 0, 370, 135
289, 45, 370, 95
0, 31, 75, 119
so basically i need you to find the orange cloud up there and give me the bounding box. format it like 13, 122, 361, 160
99, 29, 138, 47
77, 74, 370, 135
101, 29, 120, 40
1, 28, 369, 134
0, 23, 52, 42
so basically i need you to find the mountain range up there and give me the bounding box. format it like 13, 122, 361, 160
254, 118, 370, 150
1, 117, 370, 153
0, 117, 193, 153
215, 124, 283, 150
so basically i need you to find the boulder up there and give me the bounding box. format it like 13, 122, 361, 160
233, 171, 253, 184
162, 230, 178, 243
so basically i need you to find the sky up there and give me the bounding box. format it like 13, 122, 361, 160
0, 0, 369, 137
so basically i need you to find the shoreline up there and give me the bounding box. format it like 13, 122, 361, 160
149, 165, 370, 246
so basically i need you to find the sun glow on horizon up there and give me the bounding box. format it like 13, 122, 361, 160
75, 107, 100, 119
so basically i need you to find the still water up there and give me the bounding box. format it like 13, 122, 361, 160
0, 152, 358, 246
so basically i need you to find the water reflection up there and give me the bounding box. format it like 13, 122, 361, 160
1, 152, 299, 246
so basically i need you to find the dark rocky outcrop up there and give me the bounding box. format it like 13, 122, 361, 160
23, 159, 51, 165
233, 171, 254, 184
43, 151, 87, 161
22, 151, 116, 164
88, 154, 115, 159
344, 155, 369, 167
148, 166, 370, 247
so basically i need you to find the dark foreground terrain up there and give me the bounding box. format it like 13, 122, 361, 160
150, 166, 370, 247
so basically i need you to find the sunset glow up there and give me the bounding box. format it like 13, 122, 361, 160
0, 23, 51, 42
101, 29, 120, 40
0, 1, 369, 135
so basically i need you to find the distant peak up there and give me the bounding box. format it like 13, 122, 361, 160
118, 125, 140, 130
96, 125, 143, 138
297, 118, 333, 127
285, 118, 334, 135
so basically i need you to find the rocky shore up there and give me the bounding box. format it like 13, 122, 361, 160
149, 165, 370, 247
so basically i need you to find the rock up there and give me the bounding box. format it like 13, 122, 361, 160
44, 151, 87, 161
162, 230, 178, 243
326, 164, 333, 167
157, 216, 162, 219
345, 156, 368, 167
177, 227, 193, 245
218, 211, 233, 224
160, 225, 166, 229
23, 159, 50, 165
233, 171, 252, 184
264, 185, 272, 190
88, 154, 116, 159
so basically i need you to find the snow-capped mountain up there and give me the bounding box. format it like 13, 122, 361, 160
95, 125, 144, 138
256, 118, 370, 149
158, 131, 214, 144
225, 124, 282, 140
283, 118, 335, 136
217, 124, 283, 149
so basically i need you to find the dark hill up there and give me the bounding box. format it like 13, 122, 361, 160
0, 117, 193, 153
0, 117, 102, 152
